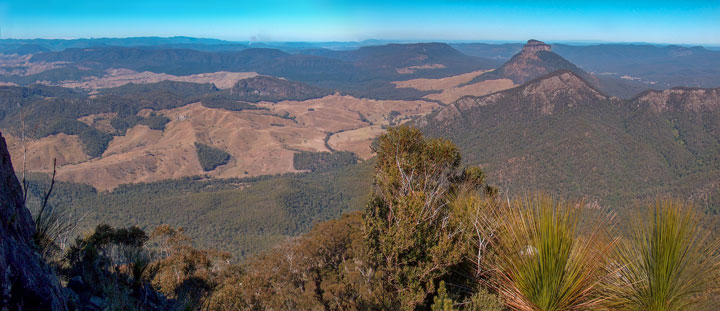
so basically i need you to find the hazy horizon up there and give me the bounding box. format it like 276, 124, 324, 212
2, 36, 720, 49
2, 0, 718, 45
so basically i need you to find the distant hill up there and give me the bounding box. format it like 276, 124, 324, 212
460, 40, 659, 98
463, 40, 599, 87
227, 76, 333, 102
450, 42, 524, 61
422, 70, 720, 209
0, 36, 232, 53
21, 43, 497, 99
300, 42, 501, 70
553, 44, 720, 89
453, 42, 720, 90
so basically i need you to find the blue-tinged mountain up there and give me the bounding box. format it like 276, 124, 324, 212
453, 41, 720, 91
18, 43, 498, 99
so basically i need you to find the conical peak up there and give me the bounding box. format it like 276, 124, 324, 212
522, 39, 552, 53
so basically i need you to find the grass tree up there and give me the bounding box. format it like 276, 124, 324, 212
605, 199, 720, 311
479, 194, 614, 311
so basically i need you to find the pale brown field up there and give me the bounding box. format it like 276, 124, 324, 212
425, 79, 515, 103
6, 70, 516, 190
396, 63, 446, 74
7, 94, 439, 190
256, 94, 439, 132
50, 69, 258, 90
4, 133, 89, 171
393, 70, 516, 104
328, 125, 386, 159
393, 70, 490, 90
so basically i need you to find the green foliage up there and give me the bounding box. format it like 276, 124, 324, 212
464, 287, 504, 311
431, 281, 456, 311
478, 195, 613, 311
62, 224, 153, 310
60, 223, 228, 310
207, 213, 368, 310
363, 126, 492, 310
140, 113, 171, 130
195, 93, 268, 111
147, 225, 230, 309
194, 142, 231, 171
293, 151, 358, 172
98, 80, 218, 98
605, 199, 720, 311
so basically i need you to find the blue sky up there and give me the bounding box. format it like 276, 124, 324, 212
1, 0, 718, 44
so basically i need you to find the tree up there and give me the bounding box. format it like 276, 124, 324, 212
363, 126, 492, 310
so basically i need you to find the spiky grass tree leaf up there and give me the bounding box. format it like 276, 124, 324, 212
480, 194, 614, 311
604, 199, 720, 311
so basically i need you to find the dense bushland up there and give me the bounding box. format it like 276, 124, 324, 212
293, 151, 358, 172
25, 159, 374, 259
194, 142, 231, 171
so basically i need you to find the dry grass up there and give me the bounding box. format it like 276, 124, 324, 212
327, 125, 386, 159
392, 70, 515, 104
392, 70, 490, 90
5, 133, 90, 170
425, 79, 515, 104
51, 69, 258, 90
7, 94, 439, 189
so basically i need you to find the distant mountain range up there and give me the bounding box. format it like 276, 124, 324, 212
3, 43, 497, 100
453, 41, 720, 90
3, 36, 720, 99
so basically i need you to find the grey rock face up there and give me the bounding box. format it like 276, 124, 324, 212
0, 131, 67, 311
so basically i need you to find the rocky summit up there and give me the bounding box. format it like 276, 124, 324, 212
522, 39, 552, 53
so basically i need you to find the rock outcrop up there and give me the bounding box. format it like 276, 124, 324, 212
522, 39, 552, 53
0, 131, 67, 311
634, 87, 720, 113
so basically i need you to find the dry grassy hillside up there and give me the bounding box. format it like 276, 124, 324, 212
52, 69, 258, 90
9, 94, 439, 190
393, 70, 515, 104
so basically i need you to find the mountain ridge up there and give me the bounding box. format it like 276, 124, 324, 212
422, 68, 720, 208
